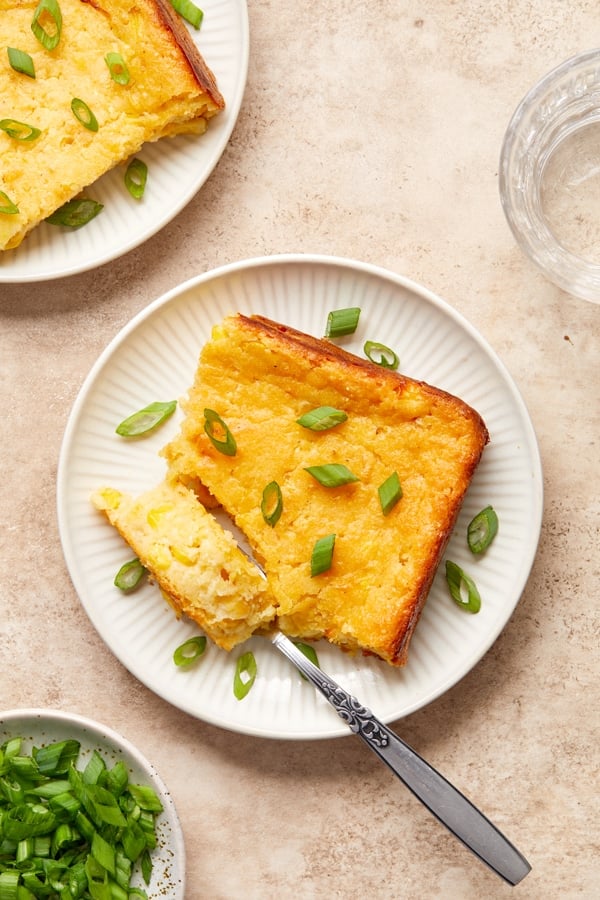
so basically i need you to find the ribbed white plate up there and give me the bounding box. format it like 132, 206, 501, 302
57, 255, 543, 740
0, 2, 248, 283
0, 708, 185, 896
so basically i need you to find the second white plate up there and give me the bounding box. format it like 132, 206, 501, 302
0, 1, 248, 282
57, 255, 543, 739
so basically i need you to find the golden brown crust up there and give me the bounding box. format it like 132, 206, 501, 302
80, 0, 224, 108
163, 313, 490, 666
0, 0, 224, 250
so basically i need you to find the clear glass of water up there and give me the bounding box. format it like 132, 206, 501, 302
499, 50, 600, 304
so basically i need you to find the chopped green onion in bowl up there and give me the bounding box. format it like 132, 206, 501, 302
0, 709, 186, 898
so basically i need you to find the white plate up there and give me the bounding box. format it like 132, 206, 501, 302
0, 708, 185, 897
57, 255, 543, 740
0, 2, 248, 283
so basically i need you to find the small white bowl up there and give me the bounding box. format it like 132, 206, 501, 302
499, 49, 600, 304
0, 708, 185, 898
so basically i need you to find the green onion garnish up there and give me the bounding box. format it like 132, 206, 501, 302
105, 51, 130, 84
325, 306, 361, 338
378, 471, 402, 515
0, 735, 162, 894
7, 47, 35, 78
296, 406, 348, 431
310, 533, 336, 576
114, 558, 147, 592
204, 408, 237, 456
173, 635, 207, 668
0, 192, 19, 215
115, 400, 177, 437
70, 98, 99, 132
0, 118, 41, 142
445, 560, 481, 613
233, 651, 257, 700
467, 505, 499, 554
295, 641, 320, 680
304, 463, 359, 487
45, 197, 103, 227
261, 480, 283, 527
168, 0, 204, 28
364, 340, 400, 370
124, 157, 148, 199
31, 0, 62, 51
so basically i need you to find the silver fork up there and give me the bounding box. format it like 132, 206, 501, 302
271, 631, 531, 886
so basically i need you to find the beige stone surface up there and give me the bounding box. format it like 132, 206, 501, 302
1, 1, 599, 897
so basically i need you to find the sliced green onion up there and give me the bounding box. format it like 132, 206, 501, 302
0, 192, 19, 215
83, 750, 106, 786
310, 533, 336, 576
105, 51, 130, 85
114, 558, 147, 592
0, 735, 163, 894
115, 400, 177, 437
35, 740, 80, 775
0, 118, 41, 142
31, 0, 62, 51
325, 306, 361, 338
378, 471, 402, 516
204, 408, 237, 456
7, 48, 35, 78
168, 0, 204, 28
364, 340, 400, 370
45, 197, 103, 227
296, 406, 348, 431
124, 157, 147, 199
304, 463, 359, 487
141, 847, 153, 883
467, 505, 499, 554
445, 560, 481, 613
173, 636, 207, 668
233, 651, 257, 700
261, 480, 283, 527
295, 641, 320, 680
70, 97, 99, 132
0, 872, 20, 897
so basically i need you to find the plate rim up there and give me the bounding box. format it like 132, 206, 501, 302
57, 253, 544, 740
0, 0, 250, 284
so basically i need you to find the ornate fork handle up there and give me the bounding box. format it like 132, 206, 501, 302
271, 632, 531, 886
